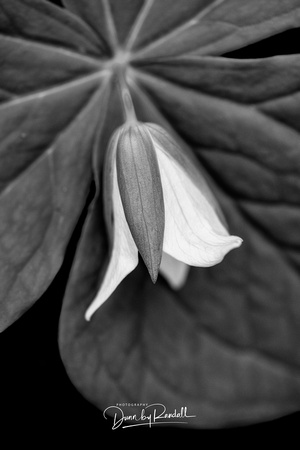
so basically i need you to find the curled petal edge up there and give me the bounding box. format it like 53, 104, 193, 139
85, 158, 138, 321
156, 146, 243, 267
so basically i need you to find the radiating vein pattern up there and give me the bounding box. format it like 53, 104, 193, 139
1, 0, 300, 429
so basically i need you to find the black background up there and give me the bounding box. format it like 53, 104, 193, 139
1, 0, 300, 442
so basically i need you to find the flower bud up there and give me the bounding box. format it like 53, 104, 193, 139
116, 123, 165, 283
85, 121, 242, 321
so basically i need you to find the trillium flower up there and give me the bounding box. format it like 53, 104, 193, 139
85, 122, 242, 320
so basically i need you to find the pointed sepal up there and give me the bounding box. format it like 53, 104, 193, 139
116, 123, 165, 282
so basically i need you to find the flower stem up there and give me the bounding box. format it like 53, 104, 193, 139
118, 71, 137, 124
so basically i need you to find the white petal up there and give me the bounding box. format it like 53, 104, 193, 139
85, 160, 138, 321
156, 148, 242, 267
160, 252, 190, 289
146, 123, 228, 228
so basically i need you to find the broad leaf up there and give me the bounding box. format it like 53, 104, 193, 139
0, 78, 112, 330
131, 0, 300, 58
1, 0, 300, 428
0, 0, 105, 55
0, 0, 111, 330
63, 0, 145, 46
0, 36, 102, 101
59, 63, 300, 426
62, 0, 300, 57
136, 55, 300, 103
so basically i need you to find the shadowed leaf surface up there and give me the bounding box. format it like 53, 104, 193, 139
131, 0, 300, 58
0, 0, 104, 54
59, 58, 300, 425
0, 79, 112, 330
1, 0, 300, 428
0, 0, 113, 330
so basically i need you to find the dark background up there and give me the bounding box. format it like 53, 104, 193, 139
1, 0, 300, 442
